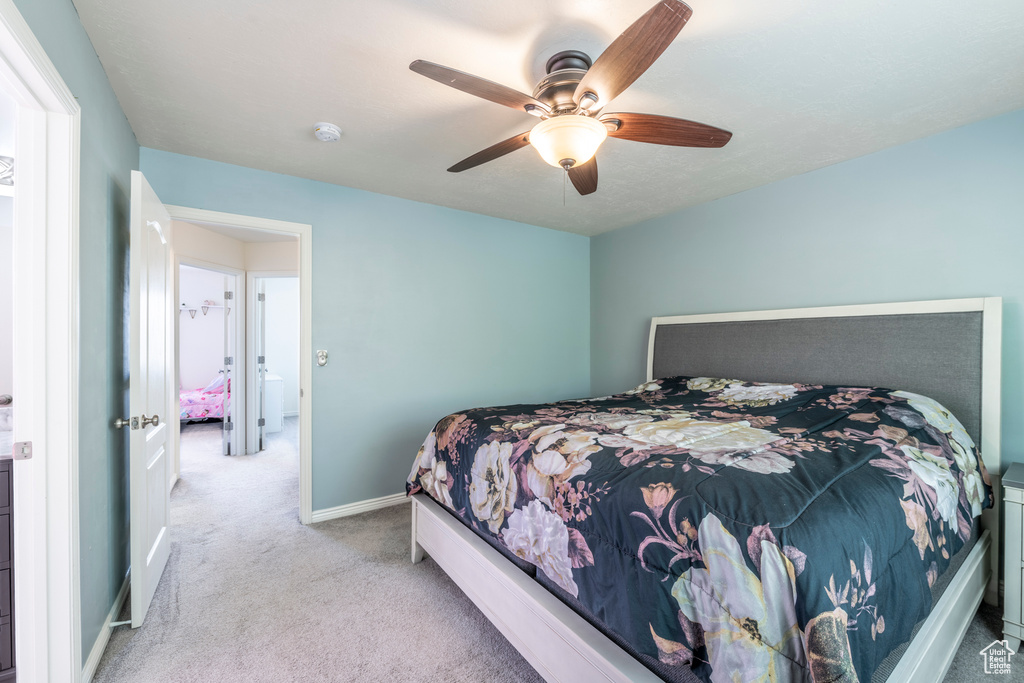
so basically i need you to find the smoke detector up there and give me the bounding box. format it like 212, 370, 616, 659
313, 122, 342, 143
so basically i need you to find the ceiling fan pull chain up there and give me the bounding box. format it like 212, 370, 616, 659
563, 168, 567, 207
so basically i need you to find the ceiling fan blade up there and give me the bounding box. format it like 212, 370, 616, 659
447, 131, 532, 173
410, 60, 549, 115
602, 112, 732, 148
574, 1, 692, 108
568, 157, 598, 195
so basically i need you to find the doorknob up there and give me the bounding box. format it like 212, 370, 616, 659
141, 414, 160, 428
115, 417, 139, 429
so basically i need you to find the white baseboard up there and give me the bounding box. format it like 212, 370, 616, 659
311, 492, 409, 523
82, 572, 130, 683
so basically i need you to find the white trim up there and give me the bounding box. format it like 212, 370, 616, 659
980, 297, 1003, 606
981, 297, 1002, 467
0, 1, 82, 680
0, 0, 77, 112
165, 205, 315, 524
245, 272, 260, 455
412, 494, 660, 683
81, 574, 129, 683
174, 256, 246, 472
651, 296, 991, 326
887, 531, 991, 682
245, 270, 298, 456
311, 493, 409, 523
166, 205, 304, 237
646, 297, 995, 384
175, 255, 245, 277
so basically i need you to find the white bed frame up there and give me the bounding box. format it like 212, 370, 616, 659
411, 297, 1002, 683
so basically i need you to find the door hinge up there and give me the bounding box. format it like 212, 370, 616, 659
224, 356, 233, 365
257, 293, 265, 302
224, 291, 234, 300
224, 421, 234, 431
257, 355, 265, 364
257, 418, 265, 427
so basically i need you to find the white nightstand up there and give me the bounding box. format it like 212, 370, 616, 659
1004, 462, 1024, 652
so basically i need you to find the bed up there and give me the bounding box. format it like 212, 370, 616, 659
179, 373, 229, 422
408, 297, 1002, 683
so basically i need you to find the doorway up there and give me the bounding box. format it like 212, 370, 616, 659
166, 206, 312, 523
177, 264, 243, 457
1, 82, 14, 681
0, 4, 82, 679
248, 275, 300, 455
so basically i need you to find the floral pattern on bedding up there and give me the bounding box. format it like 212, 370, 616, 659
407, 377, 991, 682
179, 387, 227, 421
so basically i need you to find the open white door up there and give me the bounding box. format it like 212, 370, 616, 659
256, 278, 267, 452
128, 170, 173, 628
222, 275, 239, 455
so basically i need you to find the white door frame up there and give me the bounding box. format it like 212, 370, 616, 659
173, 258, 245, 480
166, 206, 313, 524
245, 270, 298, 456
0, 1, 81, 680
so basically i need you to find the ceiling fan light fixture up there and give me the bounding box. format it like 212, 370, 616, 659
529, 115, 607, 169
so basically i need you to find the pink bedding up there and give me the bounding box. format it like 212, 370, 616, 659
180, 376, 229, 421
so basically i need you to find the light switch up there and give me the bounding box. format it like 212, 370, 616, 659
316, 350, 328, 367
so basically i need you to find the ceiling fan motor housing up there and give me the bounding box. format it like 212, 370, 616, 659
534, 50, 593, 114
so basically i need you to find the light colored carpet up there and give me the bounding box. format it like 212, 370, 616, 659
94, 417, 543, 683
93, 417, 1007, 682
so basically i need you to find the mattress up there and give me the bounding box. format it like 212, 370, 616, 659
407, 376, 992, 682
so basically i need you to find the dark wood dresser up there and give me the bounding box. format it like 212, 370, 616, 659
0, 458, 13, 681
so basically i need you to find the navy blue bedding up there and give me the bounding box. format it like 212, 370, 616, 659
407, 377, 991, 682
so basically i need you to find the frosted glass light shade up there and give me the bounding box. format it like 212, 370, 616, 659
529, 115, 607, 168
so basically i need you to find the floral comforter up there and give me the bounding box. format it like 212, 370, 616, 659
407, 377, 992, 682
179, 387, 227, 421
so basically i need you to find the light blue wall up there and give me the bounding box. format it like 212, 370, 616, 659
13, 0, 140, 665
139, 148, 591, 509
591, 108, 1024, 470
14, 1, 1022, 665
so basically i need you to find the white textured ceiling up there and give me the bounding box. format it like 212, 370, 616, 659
73, 0, 1024, 236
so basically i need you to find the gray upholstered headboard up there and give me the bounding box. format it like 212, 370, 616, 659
646, 299, 1002, 473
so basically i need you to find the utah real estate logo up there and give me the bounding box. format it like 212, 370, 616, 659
979, 639, 1015, 675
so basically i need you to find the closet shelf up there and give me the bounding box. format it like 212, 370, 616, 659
180, 302, 228, 318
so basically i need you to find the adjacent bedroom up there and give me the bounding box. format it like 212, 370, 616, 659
3, 0, 1022, 682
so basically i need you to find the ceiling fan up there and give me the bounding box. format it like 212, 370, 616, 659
409, 0, 732, 196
